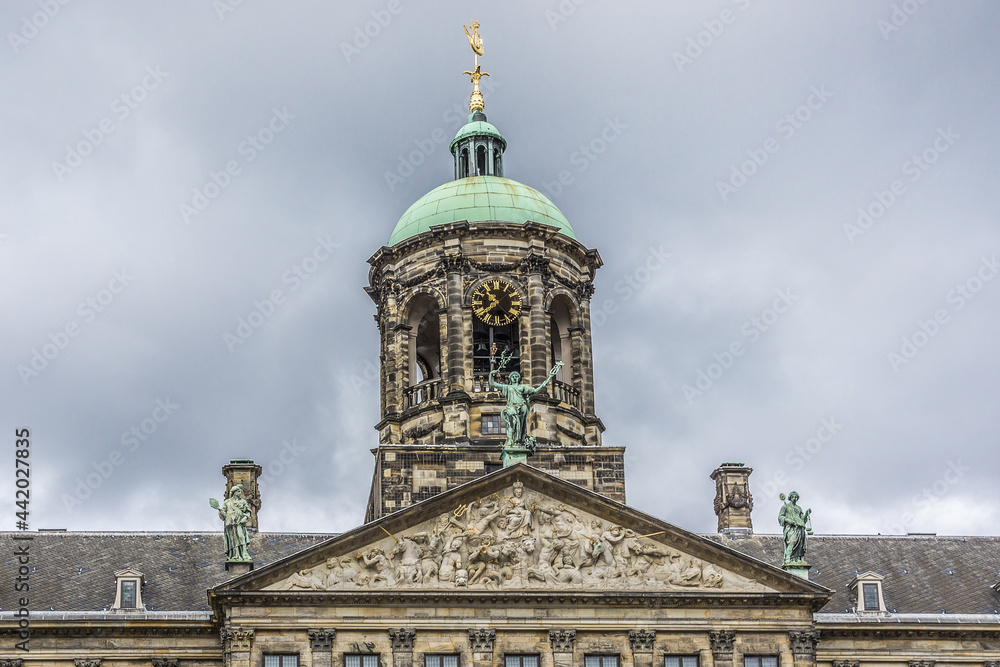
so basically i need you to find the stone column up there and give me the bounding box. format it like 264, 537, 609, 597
309, 629, 337, 667
709, 630, 735, 667
629, 630, 656, 667
390, 628, 416, 667
549, 630, 577, 667
788, 631, 820, 667
469, 629, 497, 667
576, 281, 598, 419
444, 257, 467, 396
221, 628, 254, 667
525, 259, 549, 386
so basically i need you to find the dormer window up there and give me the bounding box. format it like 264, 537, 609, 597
850, 571, 887, 613
112, 568, 145, 611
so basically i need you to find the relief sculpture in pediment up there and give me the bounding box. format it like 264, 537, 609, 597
269, 480, 765, 592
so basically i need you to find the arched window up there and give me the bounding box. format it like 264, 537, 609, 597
549, 296, 574, 383
407, 296, 441, 385
460, 148, 469, 178
476, 145, 487, 176
493, 149, 502, 177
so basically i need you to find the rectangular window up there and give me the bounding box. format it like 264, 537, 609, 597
346, 656, 379, 667
484, 461, 502, 475
744, 657, 778, 667
120, 580, 136, 608
426, 655, 460, 667
505, 656, 540, 667
862, 582, 880, 610
264, 656, 299, 667
482, 414, 506, 435
585, 656, 620, 667
665, 657, 699, 667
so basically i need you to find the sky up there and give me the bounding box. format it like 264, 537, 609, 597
2, 1, 998, 538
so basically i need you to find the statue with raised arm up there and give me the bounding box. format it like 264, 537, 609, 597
209, 484, 252, 563
777, 491, 812, 567
489, 346, 563, 460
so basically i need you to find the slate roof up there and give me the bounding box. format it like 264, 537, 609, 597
3, 530, 998, 615
0, 531, 331, 613
709, 533, 1000, 615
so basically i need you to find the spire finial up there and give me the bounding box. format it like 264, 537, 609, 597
462, 20, 489, 113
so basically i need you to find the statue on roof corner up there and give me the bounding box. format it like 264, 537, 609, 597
778, 491, 812, 567
210, 484, 252, 563
489, 344, 563, 463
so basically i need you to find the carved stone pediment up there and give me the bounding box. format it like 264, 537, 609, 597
220, 464, 829, 600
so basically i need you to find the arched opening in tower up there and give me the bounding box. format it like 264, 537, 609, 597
460, 148, 469, 178
406, 295, 442, 385
549, 295, 575, 383
476, 145, 487, 176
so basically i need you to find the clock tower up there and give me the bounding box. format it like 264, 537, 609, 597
364, 25, 624, 520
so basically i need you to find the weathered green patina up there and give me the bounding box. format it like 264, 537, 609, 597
489, 348, 563, 466
778, 491, 812, 576
387, 176, 576, 246
210, 485, 252, 563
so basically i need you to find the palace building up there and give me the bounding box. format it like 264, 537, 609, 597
2, 23, 998, 667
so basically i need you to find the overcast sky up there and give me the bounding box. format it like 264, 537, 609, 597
2, 1, 998, 538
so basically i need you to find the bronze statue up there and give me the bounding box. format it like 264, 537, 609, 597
777, 491, 812, 566
489, 346, 562, 455
210, 484, 252, 563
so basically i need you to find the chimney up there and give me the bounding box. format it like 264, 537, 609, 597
710, 463, 753, 535
222, 459, 263, 531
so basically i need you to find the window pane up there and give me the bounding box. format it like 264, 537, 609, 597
586, 657, 601, 667
682, 658, 698, 667
602, 657, 619, 667
442, 656, 459, 667
745, 658, 761, 667
863, 583, 880, 610
346, 656, 360, 667
120, 580, 136, 608
522, 656, 539, 667
363, 656, 379, 667
667, 656, 699, 667
265, 657, 280, 667
427, 657, 441, 667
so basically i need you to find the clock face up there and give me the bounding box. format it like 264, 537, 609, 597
472, 278, 522, 326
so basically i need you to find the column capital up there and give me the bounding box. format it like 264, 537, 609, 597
709, 630, 735, 659
390, 628, 416, 652
629, 629, 656, 654
788, 630, 820, 658
469, 628, 497, 653
549, 629, 577, 653
309, 629, 337, 651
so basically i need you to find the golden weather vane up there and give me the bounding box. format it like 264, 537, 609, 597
462, 20, 489, 113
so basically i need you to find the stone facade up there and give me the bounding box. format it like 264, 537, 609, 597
365, 444, 625, 521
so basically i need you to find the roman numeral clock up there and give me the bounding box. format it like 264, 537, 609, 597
362, 20, 623, 520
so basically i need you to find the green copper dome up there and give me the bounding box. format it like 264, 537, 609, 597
388, 176, 576, 246
450, 119, 506, 153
